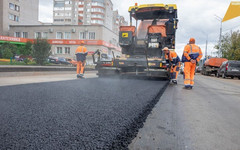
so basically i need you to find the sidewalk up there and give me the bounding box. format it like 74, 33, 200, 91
0, 65, 94, 72
0, 71, 97, 86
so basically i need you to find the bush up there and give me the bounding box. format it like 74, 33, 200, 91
32, 38, 51, 65
2, 48, 13, 59
0, 42, 17, 58
23, 58, 30, 64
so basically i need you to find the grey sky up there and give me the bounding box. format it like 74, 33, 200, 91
39, 0, 240, 56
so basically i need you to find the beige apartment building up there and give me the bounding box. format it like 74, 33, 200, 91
53, 0, 127, 33
0, 0, 40, 36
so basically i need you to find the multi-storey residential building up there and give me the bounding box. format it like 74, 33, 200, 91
0, 0, 40, 36
53, 0, 116, 30
112, 10, 128, 34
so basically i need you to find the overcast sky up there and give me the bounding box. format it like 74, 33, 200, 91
39, 0, 240, 56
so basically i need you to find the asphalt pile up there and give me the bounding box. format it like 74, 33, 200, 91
0, 78, 168, 149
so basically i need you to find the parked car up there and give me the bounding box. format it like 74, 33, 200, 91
48, 57, 60, 64
217, 60, 240, 79
66, 58, 78, 66
58, 57, 71, 65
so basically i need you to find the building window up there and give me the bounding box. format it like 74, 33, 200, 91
65, 12, 71, 16
54, 7, 64, 10
9, 14, 19, 22
56, 32, 63, 39
79, 32, 86, 39
89, 32, 95, 40
23, 32, 28, 38
54, 19, 64, 22
55, 12, 64, 16
57, 47, 63, 54
15, 5, 20, 11
35, 32, 41, 38
78, 1, 84, 5
65, 19, 71, 22
15, 16, 19, 22
65, 7, 72, 10
14, 32, 21, 38
65, 1, 72, 4
78, 7, 83, 11
9, 14, 14, 20
92, 14, 104, 19
65, 47, 70, 54
42, 32, 48, 39
9, 3, 15, 10
92, 2, 104, 7
91, 19, 103, 24
54, 1, 64, 7
91, 8, 104, 13
64, 32, 71, 39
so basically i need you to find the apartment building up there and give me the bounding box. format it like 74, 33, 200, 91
112, 10, 128, 34
53, 0, 127, 34
0, 0, 40, 36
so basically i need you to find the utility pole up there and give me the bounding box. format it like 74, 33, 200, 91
205, 34, 208, 58
215, 15, 223, 57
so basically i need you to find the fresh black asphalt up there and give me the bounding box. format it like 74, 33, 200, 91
0, 78, 168, 150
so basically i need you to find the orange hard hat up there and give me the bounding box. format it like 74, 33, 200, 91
80, 41, 85, 44
162, 47, 169, 51
189, 38, 195, 43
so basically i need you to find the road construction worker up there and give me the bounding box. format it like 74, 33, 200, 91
163, 47, 180, 84
75, 41, 88, 78
182, 38, 203, 89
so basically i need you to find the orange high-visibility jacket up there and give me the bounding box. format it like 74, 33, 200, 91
75, 46, 88, 62
183, 44, 203, 62
165, 51, 180, 65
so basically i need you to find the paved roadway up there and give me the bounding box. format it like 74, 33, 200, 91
129, 74, 240, 150
1, 72, 240, 150
0, 72, 168, 149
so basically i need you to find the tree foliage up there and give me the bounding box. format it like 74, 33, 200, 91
19, 41, 33, 56
32, 38, 51, 65
217, 30, 240, 60
2, 48, 13, 59
0, 42, 17, 58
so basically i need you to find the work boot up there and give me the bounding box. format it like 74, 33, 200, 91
77, 74, 81, 78
183, 85, 191, 90
172, 80, 177, 84
79, 74, 84, 79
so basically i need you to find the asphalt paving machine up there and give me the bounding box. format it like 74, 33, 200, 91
93, 3, 178, 78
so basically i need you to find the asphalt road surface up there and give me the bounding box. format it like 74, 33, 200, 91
0, 77, 168, 150
129, 74, 240, 150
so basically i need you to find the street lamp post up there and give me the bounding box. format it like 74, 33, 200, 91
201, 31, 208, 58
215, 15, 223, 57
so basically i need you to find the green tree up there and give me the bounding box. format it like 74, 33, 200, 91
216, 30, 240, 60
0, 42, 17, 58
20, 41, 33, 56
32, 38, 51, 65
2, 48, 13, 59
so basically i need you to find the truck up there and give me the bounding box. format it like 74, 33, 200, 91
93, 3, 178, 78
201, 57, 228, 76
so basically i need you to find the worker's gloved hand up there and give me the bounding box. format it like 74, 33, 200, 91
191, 59, 196, 64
